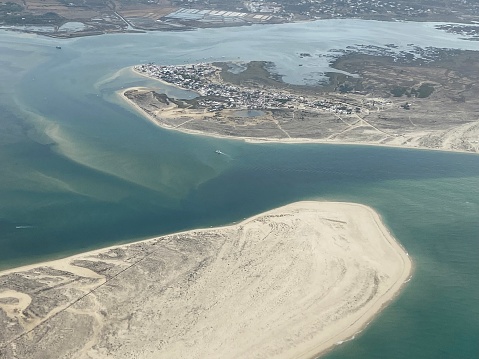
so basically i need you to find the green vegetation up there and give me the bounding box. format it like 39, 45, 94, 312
338, 82, 355, 93
0, 2, 23, 12
390, 83, 434, 98
416, 83, 435, 98
2, 12, 64, 25
216, 61, 284, 87
391, 86, 408, 97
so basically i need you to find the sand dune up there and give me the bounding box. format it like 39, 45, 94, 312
0, 202, 411, 359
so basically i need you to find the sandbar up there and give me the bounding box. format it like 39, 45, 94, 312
0, 201, 412, 358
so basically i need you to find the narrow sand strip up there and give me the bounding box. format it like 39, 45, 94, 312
0, 201, 412, 359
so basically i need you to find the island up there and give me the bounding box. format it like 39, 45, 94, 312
0, 201, 412, 358
121, 49, 479, 153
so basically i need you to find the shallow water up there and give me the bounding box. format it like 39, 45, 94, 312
0, 20, 478, 358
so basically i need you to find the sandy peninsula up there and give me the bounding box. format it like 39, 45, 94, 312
0, 201, 412, 359
119, 59, 479, 154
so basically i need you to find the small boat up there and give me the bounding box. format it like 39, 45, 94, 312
56, 46, 62, 49
215, 150, 223, 155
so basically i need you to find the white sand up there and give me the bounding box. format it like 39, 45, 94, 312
0, 201, 412, 359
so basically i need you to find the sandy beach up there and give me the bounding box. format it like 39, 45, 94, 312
0, 201, 411, 359
119, 85, 479, 155
117, 62, 479, 154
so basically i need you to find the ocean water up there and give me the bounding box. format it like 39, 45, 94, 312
0, 20, 478, 358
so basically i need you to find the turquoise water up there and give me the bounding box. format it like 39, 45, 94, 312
0, 20, 478, 358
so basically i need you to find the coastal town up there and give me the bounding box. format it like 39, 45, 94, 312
126, 53, 479, 153
134, 62, 378, 114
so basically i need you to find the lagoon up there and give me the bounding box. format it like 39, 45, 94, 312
0, 19, 478, 358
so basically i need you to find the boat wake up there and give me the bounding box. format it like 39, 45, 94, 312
215, 150, 231, 158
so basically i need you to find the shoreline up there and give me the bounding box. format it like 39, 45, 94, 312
303, 202, 414, 359
118, 84, 478, 156
0, 201, 412, 359
130, 66, 196, 92
2, 17, 479, 40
